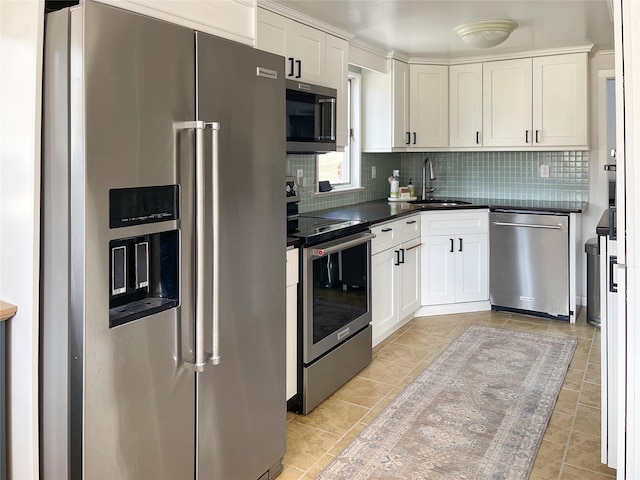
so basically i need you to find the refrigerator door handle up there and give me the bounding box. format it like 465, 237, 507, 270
180, 121, 220, 372
206, 121, 221, 366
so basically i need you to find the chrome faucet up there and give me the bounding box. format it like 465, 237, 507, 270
422, 157, 437, 199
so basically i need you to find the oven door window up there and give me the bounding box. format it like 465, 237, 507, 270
312, 242, 368, 344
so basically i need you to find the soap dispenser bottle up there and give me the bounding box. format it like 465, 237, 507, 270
407, 179, 415, 198
389, 170, 400, 198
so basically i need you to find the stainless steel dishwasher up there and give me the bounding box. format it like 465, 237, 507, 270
490, 211, 570, 319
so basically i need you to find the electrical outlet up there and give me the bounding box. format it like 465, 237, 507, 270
371, 166, 377, 179
296, 169, 303, 180
540, 165, 550, 178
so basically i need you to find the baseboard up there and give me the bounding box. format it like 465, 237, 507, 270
415, 301, 491, 317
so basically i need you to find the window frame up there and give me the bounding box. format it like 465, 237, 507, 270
315, 71, 362, 195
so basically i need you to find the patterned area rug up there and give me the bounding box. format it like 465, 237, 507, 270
317, 325, 577, 480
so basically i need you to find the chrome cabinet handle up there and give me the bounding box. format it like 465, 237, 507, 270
181, 121, 220, 372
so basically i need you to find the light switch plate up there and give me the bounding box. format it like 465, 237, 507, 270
371, 166, 376, 179
540, 165, 550, 178
296, 169, 303, 180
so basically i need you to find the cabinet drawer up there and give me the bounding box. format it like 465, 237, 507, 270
421, 210, 489, 236
286, 248, 299, 286
398, 215, 421, 243
371, 221, 400, 254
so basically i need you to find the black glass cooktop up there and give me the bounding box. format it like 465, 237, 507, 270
287, 216, 369, 245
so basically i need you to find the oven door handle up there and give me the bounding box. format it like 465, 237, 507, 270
309, 232, 376, 257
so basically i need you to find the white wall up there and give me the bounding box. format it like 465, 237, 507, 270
0, 1, 43, 478
578, 52, 615, 304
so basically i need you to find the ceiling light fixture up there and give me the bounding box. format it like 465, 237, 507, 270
454, 20, 518, 49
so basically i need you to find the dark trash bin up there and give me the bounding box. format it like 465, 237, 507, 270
585, 237, 601, 327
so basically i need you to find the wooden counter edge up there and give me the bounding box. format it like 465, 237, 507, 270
0, 301, 17, 322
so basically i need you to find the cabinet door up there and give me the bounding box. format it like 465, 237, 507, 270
99, 0, 255, 45
421, 236, 455, 306
256, 8, 289, 56
409, 64, 448, 148
325, 34, 349, 148
398, 238, 421, 320
286, 248, 299, 401
371, 247, 399, 345
533, 53, 588, 147
483, 58, 532, 147
392, 59, 410, 148
288, 21, 325, 84
257, 9, 325, 84
454, 234, 488, 303
450, 63, 483, 147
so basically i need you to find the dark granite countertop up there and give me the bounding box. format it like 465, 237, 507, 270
287, 237, 302, 248
597, 210, 610, 236
303, 197, 587, 225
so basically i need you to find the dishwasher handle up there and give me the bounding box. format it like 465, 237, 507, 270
492, 221, 563, 230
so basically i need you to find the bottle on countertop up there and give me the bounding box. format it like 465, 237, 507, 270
407, 179, 415, 198
389, 170, 400, 198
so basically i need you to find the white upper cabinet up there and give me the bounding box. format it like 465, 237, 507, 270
483, 53, 588, 149
393, 60, 411, 148
325, 34, 349, 148
483, 58, 533, 147
257, 8, 325, 84
449, 63, 483, 147
95, 0, 255, 45
257, 8, 350, 147
409, 64, 449, 149
362, 59, 409, 152
533, 53, 588, 147
362, 60, 447, 152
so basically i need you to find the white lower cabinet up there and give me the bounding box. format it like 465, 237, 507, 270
286, 247, 299, 401
371, 215, 421, 345
420, 210, 489, 310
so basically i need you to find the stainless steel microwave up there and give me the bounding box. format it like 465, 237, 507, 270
286, 79, 337, 153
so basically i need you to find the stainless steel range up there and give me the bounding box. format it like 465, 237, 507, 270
286, 181, 374, 413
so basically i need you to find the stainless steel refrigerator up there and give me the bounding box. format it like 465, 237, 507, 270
40, 2, 286, 478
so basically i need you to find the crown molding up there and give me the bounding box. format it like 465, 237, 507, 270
257, 0, 354, 41
349, 37, 389, 59
445, 44, 594, 65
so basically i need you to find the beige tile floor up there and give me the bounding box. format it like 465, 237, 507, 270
281, 309, 616, 480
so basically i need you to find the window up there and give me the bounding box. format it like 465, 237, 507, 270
316, 72, 361, 192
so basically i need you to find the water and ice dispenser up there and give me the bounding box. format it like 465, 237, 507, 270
108, 185, 180, 328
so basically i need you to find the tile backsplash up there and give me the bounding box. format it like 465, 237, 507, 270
288, 150, 589, 213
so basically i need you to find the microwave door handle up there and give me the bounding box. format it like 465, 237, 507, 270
319, 98, 336, 141
328, 98, 336, 141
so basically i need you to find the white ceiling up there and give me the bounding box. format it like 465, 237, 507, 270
271, 0, 615, 59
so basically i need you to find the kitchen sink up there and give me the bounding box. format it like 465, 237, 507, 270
408, 199, 472, 206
